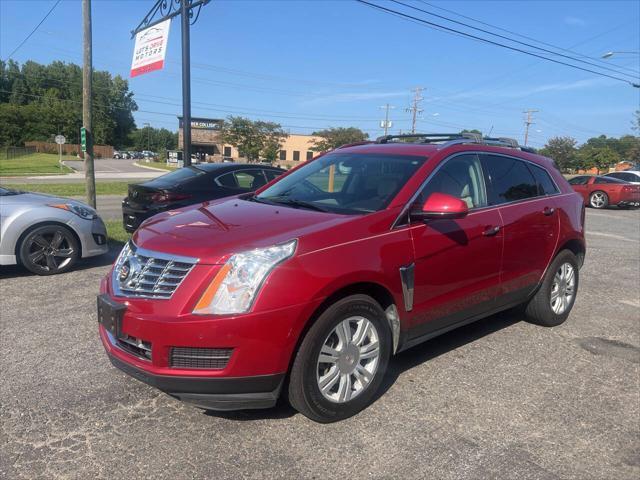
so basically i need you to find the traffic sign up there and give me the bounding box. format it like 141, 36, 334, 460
55, 134, 66, 145
80, 127, 87, 152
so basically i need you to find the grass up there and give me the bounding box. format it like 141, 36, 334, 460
104, 219, 130, 248
2, 181, 130, 197
0, 153, 75, 176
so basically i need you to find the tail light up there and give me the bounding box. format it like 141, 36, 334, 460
622, 186, 632, 192
150, 192, 192, 203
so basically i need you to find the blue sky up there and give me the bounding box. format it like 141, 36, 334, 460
1, 0, 639, 148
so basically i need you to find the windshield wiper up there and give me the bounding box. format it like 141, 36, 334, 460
260, 196, 330, 212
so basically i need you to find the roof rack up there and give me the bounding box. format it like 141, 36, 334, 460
374, 132, 532, 152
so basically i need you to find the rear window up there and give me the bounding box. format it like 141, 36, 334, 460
481, 155, 538, 205
594, 176, 626, 184
529, 164, 560, 195
153, 166, 206, 185
568, 176, 590, 185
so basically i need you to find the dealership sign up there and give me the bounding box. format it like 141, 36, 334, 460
178, 117, 223, 130
130, 19, 171, 78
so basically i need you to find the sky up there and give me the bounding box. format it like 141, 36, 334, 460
1, 0, 639, 148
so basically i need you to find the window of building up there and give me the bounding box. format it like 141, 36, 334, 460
293, 151, 300, 161
306, 151, 313, 161
529, 163, 559, 195
419, 154, 487, 209
223, 146, 232, 157
481, 155, 538, 204
279, 150, 287, 161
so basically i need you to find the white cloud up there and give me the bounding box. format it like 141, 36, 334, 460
564, 16, 587, 27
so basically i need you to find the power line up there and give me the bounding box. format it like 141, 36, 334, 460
416, 0, 640, 76
356, 0, 640, 87
2, 0, 62, 61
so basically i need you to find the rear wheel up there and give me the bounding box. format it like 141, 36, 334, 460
288, 295, 391, 423
18, 224, 79, 275
524, 250, 579, 327
589, 191, 608, 209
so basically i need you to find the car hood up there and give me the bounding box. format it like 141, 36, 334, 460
0, 191, 85, 206
131, 197, 354, 264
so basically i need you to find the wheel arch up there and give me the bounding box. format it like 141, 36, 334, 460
556, 238, 585, 268
14, 220, 83, 264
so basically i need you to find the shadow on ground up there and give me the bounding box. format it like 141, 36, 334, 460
203, 309, 522, 422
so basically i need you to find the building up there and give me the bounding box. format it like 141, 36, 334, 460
177, 116, 321, 168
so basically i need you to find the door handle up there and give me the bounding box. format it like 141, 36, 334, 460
482, 225, 501, 236
543, 207, 555, 216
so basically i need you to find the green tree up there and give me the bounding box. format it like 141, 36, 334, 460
310, 127, 368, 152
127, 126, 177, 152
219, 116, 288, 162
539, 136, 578, 172
578, 145, 620, 174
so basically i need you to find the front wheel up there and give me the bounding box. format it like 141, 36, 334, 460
288, 295, 391, 423
18, 224, 79, 275
589, 191, 608, 209
524, 250, 579, 327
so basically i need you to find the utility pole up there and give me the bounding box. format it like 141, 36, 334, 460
82, 0, 96, 208
406, 87, 424, 134
379, 104, 395, 136
144, 122, 151, 151
523, 109, 538, 146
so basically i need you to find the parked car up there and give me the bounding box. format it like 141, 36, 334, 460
121, 163, 285, 232
99, 134, 585, 422
113, 150, 124, 159
0, 187, 108, 275
603, 170, 640, 185
568, 175, 640, 208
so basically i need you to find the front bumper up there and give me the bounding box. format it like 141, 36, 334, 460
103, 331, 285, 410
74, 216, 108, 258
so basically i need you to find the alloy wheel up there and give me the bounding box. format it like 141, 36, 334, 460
316, 316, 381, 403
550, 262, 576, 315
26, 229, 76, 273
590, 192, 606, 208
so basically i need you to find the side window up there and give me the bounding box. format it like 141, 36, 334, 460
264, 169, 282, 182
215, 172, 238, 188
234, 170, 266, 189
568, 176, 589, 185
482, 155, 538, 205
529, 163, 559, 195
418, 154, 487, 209
594, 177, 617, 184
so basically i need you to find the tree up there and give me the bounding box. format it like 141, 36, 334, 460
219, 116, 288, 162
460, 129, 482, 135
577, 145, 620, 174
539, 136, 578, 172
310, 127, 368, 152
127, 126, 177, 152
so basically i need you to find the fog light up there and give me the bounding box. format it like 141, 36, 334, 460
93, 233, 106, 245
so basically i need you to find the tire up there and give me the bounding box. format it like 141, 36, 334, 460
288, 294, 391, 423
18, 224, 80, 275
524, 250, 579, 327
589, 190, 609, 209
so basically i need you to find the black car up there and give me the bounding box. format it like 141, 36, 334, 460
122, 163, 285, 232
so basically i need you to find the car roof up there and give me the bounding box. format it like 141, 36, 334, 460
606, 170, 640, 175
193, 163, 284, 173
332, 141, 555, 169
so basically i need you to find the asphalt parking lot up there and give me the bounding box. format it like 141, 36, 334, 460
1, 208, 638, 480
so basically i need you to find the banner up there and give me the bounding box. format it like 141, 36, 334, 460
130, 19, 171, 78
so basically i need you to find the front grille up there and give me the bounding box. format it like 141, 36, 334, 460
117, 334, 152, 361
170, 347, 233, 370
112, 242, 197, 299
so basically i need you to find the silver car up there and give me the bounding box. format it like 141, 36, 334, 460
0, 187, 108, 275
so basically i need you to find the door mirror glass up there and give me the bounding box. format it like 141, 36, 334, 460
411, 192, 469, 221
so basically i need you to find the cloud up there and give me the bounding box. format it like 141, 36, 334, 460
564, 16, 587, 27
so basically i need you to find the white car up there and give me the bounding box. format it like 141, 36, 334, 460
0, 187, 108, 275
604, 170, 640, 184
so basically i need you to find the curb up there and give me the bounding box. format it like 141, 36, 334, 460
132, 162, 173, 172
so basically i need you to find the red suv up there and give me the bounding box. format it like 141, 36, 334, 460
98, 133, 585, 423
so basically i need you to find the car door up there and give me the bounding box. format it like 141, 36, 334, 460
407, 153, 503, 340
568, 175, 591, 204
480, 154, 560, 305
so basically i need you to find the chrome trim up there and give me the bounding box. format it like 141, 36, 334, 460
385, 304, 401, 354
111, 241, 199, 300
399, 264, 415, 312
391, 150, 563, 229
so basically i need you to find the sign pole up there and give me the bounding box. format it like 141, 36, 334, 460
181, 0, 192, 167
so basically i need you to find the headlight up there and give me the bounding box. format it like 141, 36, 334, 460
49, 203, 97, 220
193, 240, 297, 315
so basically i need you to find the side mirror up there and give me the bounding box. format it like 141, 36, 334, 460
410, 192, 469, 221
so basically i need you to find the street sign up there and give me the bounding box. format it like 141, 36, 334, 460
55, 134, 66, 145
80, 127, 87, 152
130, 19, 171, 78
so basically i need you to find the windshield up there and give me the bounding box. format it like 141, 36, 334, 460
255, 153, 426, 214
